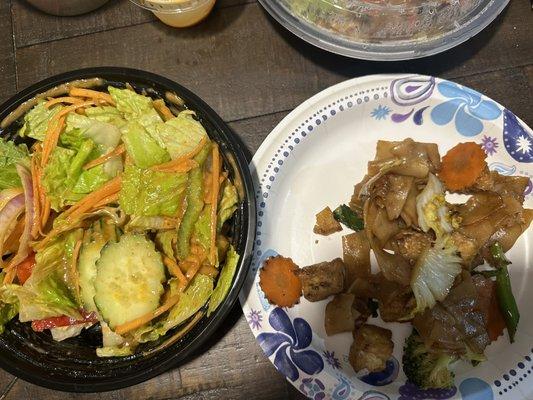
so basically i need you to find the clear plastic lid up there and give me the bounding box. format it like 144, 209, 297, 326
260, 0, 509, 60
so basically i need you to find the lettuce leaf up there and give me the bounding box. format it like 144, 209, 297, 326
108, 86, 162, 128
42, 141, 96, 210
1, 230, 83, 322
207, 245, 239, 316
0, 300, 18, 334
96, 345, 133, 358
119, 164, 188, 217
193, 206, 211, 252
66, 113, 122, 153
217, 181, 238, 231
147, 111, 207, 160
42, 147, 80, 210
121, 121, 170, 169
18, 101, 62, 141
155, 230, 177, 260
133, 274, 213, 343
73, 164, 109, 194
0, 139, 29, 190
59, 128, 86, 151
85, 106, 125, 127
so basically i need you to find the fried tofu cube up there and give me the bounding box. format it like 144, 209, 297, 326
313, 207, 342, 235
349, 324, 393, 373
298, 258, 345, 302
324, 293, 357, 336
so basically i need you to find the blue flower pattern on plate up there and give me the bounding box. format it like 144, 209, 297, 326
430, 81, 501, 137
371, 105, 391, 120
300, 378, 326, 400
503, 109, 533, 163
247, 309, 263, 330
358, 357, 399, 386
257, 307, 324, 381
323, 350, 341, 369
480, 135, 499, 155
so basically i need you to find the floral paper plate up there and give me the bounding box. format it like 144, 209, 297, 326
239, 75, 533, 400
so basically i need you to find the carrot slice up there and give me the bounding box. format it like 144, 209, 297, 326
438, 142, 487, 191
259, 256, 302, 308
209, 145, 220, 264
69, 88, 115, 105
153, 99, 174, 121
44, 97, 84, 108
114, 294, 181, 335
83, 144, 125, 170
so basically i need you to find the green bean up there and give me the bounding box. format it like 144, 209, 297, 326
490, 242, 520, 343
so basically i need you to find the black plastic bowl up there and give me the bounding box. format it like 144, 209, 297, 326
0, 67, 255, 392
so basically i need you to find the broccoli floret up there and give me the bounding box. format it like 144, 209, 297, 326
403, 330, 456, 389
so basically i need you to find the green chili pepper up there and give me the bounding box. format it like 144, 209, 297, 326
490, 242, 520, 343
332, 204, 364, 231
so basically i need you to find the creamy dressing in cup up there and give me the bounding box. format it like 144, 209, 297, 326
129, 0, 216, 28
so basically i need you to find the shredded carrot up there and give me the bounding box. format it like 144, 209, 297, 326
69, 88, 115, 105
203, 172, 212, 204
71, 239, 82, 301
54, 101, 96, 121
30, 157, 41, 239
151, 159, 198, 173
198, 264, 218, 279
41, 116, 65, 167
114, 294, 181, 335
151, 136, 208, 172
40, 197, 51, 232
3, 268, 16, 285
44, 97, 84, 108
209, 145, 220, 264
153, 99, 175, 121
439, 142, 487, 191
91, 193, 119, 210
83, 144, 126, 170
184, 259, 202, 282
259, 256, 302, 308
163, 256, 188, 287
62, 175, 122, 220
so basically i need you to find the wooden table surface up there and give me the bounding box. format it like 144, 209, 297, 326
0, 0, 531, 398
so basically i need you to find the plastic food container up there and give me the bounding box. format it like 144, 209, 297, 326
258, 0, 509, 61
129, 0, 216, 27
0, 67, 255, 392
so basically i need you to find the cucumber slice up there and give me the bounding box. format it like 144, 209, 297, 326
94, 234, 165, 328
78, 237, 106, 313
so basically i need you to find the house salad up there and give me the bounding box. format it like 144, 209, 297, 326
0, 86, 240, 357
